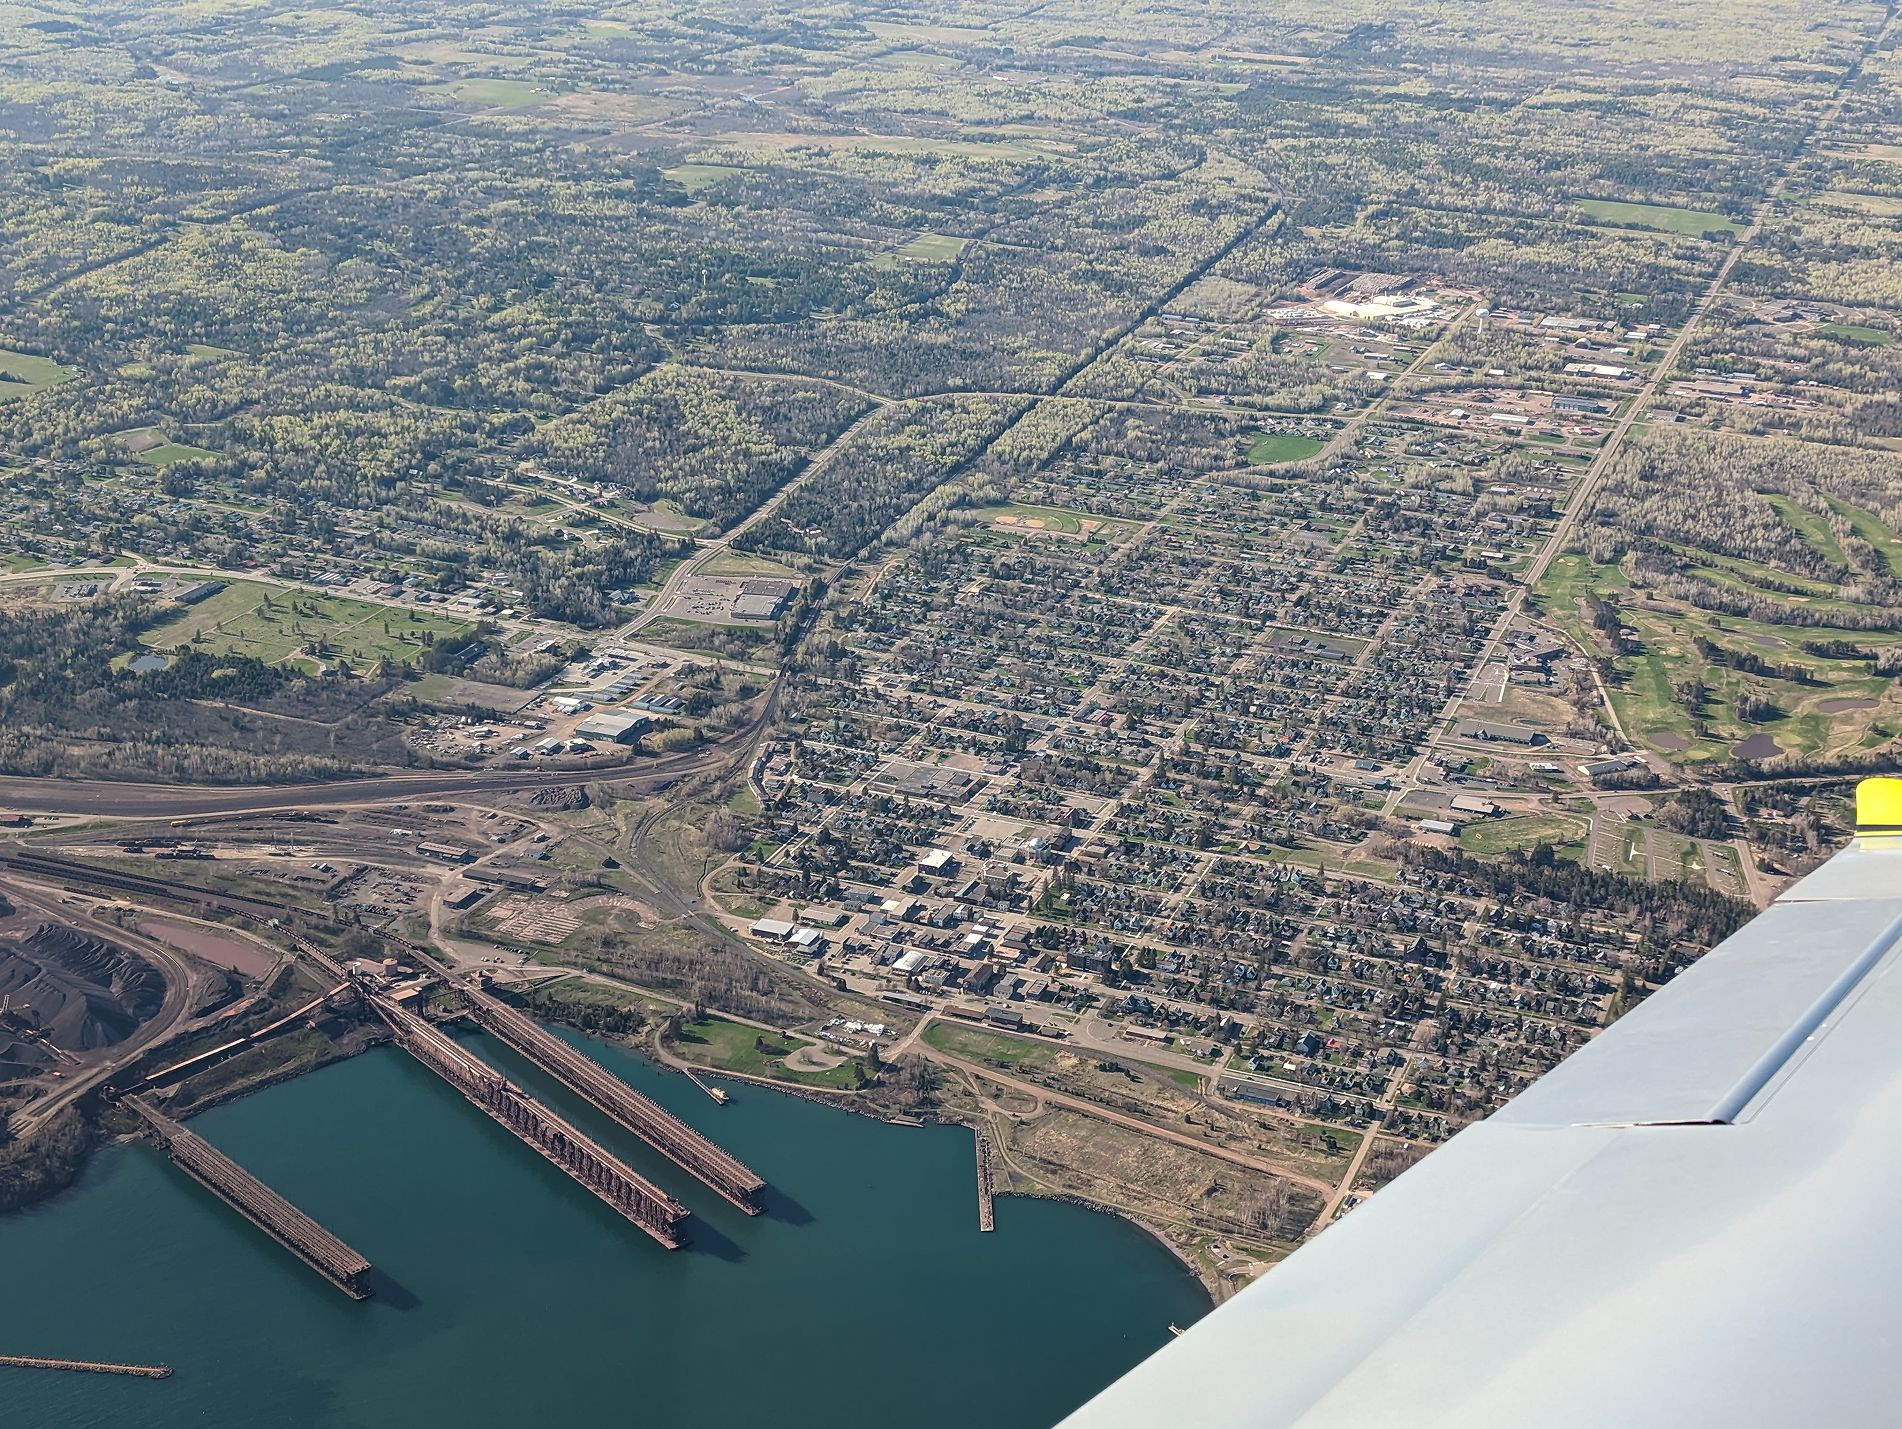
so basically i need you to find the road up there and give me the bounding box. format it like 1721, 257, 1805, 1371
0, 876, 215, 1139
919, 1039, 1334, 1197
1381, 128, 1834, 818
0, 681, 779, 818
623, 403, 887, 635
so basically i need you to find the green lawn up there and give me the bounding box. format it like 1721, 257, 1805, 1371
1578, 198, 1739, 237
1459, 812, 1589, 856
141, 441, 222, 467
141, 580, 476, 672
0, 347, 77, 399
439, 77, 553, 108
1762, 493, 1852, 572
874, 231, 970, 269
665, 163, 744, 194
1817, 322, 1895, 347
1246, 432, 1326, 464
1823, 494, 1902, 576
671, 1015, 866, 1089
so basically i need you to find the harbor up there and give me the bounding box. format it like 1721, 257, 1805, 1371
0, 1035, 1207, 1429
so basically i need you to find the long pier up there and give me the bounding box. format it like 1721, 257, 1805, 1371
453, 980, 767, 1214
0, 1354, 172, 1379
975, 1128, 996, 1233
370, 997, 689, 1248
128, 1097, 373, 1300
1, 849, 760, 1223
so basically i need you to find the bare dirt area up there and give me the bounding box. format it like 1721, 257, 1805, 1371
136, 917, 277, 978
784, 1044, 849, 1072
1002, 1107, 1321, 1244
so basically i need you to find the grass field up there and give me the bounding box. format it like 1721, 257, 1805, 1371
142, 442, 221, 466
861, 19, 994, 43
1246, 432, 1326, 464
1823, 494, 1902, 575
975, 503, 1127, 539
1762, 493, 1853, 570
1818, 321, 1895, 347
1577, 198, 1739, 236
119, 426, 220, 466
670, 1015, 865, 1089
0, 347, 77, 399
439, 77, 551, 108
872, 232, 969, 269
924, 1020, 1062, 1071
1542, 543, 1898, 761
720, 131, 1046, 162
664, 163, 743, 193
140, 580, 476, 671
185, 342, 243, 360
1816, 191, 1902, 218
1459, 812, 1589, 856
923, 1019, 1200, 1089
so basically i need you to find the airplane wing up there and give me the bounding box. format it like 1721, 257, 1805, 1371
1058, 779, 1902, 1429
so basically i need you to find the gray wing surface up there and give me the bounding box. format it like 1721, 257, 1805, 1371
1058, 832, 1902, 1429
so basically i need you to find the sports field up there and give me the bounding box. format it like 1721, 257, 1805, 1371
1246, 432, 1326, 464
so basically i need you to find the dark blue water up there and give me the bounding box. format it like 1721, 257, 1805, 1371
0, 1034, 1207, 1428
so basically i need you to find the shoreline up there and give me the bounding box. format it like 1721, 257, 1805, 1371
636, 1023, 1227, 1302
6, 1001, 1229, 1302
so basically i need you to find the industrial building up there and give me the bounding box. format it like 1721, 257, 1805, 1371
1456, 721, 1547, 746
731, 578, 798, 622
574, 711, 649, 744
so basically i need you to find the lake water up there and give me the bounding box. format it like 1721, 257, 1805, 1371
0, 1031, 1208, 1428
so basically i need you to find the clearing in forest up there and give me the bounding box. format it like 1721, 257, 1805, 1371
1577, 198, 1739, 236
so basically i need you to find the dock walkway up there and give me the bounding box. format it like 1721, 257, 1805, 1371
975, 1127, 996, 1232
128, 1097, 373, 1299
